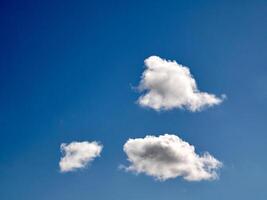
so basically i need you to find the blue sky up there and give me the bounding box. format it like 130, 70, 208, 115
0, 0, 267, 199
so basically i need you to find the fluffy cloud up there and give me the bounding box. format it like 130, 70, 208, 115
122, 134, 222, 181
59, 141, 103, 172
137, 56, 225, 111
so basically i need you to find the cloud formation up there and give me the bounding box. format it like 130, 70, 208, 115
122, 134, 222, 181
137, 56, 224, 111
59, 141, 103, 172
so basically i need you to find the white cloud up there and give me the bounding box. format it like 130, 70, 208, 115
59, 141, 103, 172
122, 134, 222, 181
137, 56, 225, 111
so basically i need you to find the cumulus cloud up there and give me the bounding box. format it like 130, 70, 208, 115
122, 134, 222, 181
59, 141, 103, 172
137, 56, 225, 111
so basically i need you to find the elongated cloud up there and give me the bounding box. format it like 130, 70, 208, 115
122, 134, 222, 181
137, 56, 224, 111
59, 141, 103, 172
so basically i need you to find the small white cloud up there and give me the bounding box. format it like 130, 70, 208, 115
122, 134, 222, 181
137, 56, 225, 111
59, 141, 103, 172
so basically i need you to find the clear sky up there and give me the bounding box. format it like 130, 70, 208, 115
0, 0, 267, 199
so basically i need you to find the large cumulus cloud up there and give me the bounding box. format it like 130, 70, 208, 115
137, 56, 225, 111
122, 134, 222, 181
